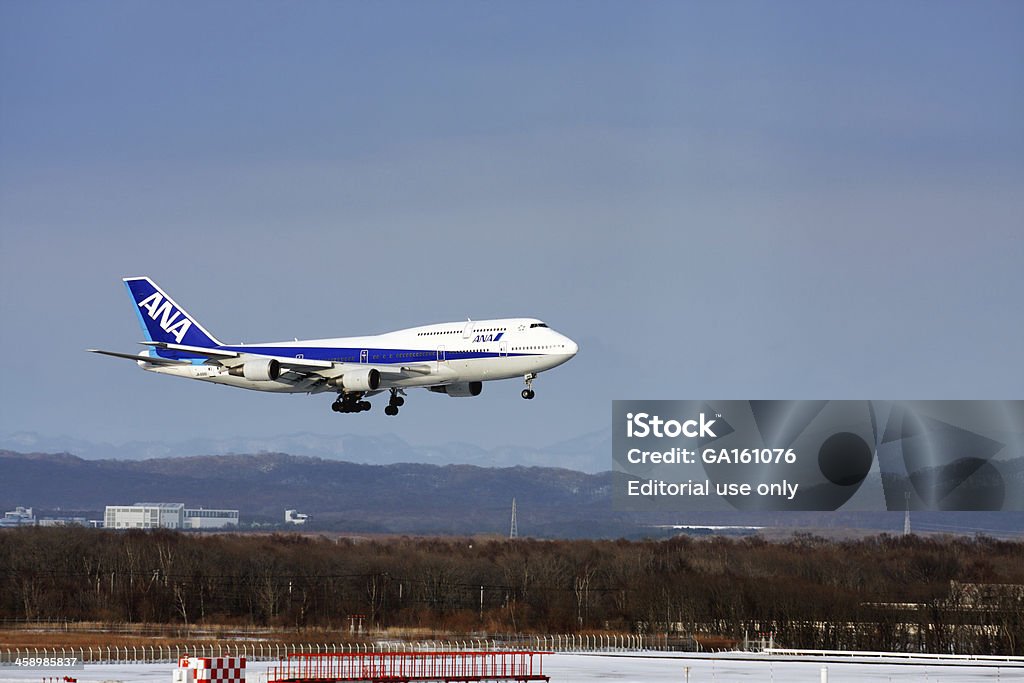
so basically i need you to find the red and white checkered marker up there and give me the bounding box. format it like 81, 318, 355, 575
173, 656, 245, 683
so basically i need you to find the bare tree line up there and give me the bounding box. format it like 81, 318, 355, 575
0, 529, 1021, 654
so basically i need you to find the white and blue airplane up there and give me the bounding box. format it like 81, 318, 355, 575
90, 277, 578, 415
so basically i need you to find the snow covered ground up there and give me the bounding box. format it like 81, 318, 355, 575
2, 651, 1021, 683
544, 652, 1024, 682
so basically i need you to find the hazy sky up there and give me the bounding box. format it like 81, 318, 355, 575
1, 2, 1022, 453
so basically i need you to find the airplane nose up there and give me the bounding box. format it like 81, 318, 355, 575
565, 337, 579, 356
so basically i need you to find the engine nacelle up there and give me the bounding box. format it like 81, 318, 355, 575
429, 381, 483, 397
328, 368, 381, 392
228, 358, 280, 381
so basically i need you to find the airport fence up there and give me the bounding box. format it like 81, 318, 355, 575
6, 638, 1023, 667
0, 634, 697, 665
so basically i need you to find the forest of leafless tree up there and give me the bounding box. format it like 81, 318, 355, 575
1, 528, 1021, 654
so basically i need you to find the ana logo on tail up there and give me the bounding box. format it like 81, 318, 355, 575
137, 292, 192, 343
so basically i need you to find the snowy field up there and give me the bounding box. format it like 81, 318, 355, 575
544, 652, 1024, 682
2, 652, 1022, 683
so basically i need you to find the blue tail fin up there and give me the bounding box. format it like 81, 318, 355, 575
123, 277, 222, 347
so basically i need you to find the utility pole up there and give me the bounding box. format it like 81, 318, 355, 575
904, 492, 911, 536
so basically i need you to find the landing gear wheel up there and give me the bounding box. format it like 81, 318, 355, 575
387, 388, 406, 413
521, 373, 537, 400
332, 393, 368, 413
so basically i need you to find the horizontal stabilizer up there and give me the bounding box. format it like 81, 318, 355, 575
87, 349, 190, 366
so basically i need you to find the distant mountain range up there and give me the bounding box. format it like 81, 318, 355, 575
2, 449, 1022, 538
0, 429, 613, 473
0, 449, 627, 536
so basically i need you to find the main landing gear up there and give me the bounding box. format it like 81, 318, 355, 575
331, 389, 407, 415
521, 373, 536, 400
332, 393, 371, 413
384, 388, 406, 416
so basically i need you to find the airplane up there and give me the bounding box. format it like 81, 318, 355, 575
89, 277, 578, 415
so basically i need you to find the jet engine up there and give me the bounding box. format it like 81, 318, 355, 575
228, 358, 280, 381
328, 368, 381, 392
429, 381, 483, 397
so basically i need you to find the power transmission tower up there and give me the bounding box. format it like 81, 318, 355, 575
509, 498, 518, 539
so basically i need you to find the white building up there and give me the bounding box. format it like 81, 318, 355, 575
285, 509, 309, 525
104, 503, 239, 530
0, 506, 35, 527
184, 508, 239, 529
105, 503, 184, 529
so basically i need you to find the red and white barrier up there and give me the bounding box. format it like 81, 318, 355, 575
173, 656, 246, 683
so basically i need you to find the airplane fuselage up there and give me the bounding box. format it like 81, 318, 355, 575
141, 317, 577, 394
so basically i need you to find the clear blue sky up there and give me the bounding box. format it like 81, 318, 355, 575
1, 1, 1022, 452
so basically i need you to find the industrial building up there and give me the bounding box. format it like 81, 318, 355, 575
104, 503, 239, 530
3, 506, 100, 528
185, 507, 240, 529
105, 503, 185, 529
0, 506, 35, 527
37, 516, 88, 527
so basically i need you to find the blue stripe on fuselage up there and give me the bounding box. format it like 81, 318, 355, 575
154, 345, 534, 363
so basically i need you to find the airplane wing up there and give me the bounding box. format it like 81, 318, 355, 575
108, 342, 444, 384
140, 341, 238, 359
141, 341, 334, 372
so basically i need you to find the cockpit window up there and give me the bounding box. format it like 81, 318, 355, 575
529, 323, 548, 328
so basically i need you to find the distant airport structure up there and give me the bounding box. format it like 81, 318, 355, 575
285, 509, 309, 525
38, 516, 89, 527
105, 503, 239, 530
2, 506, 99, 527
0, 506, 35, 527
